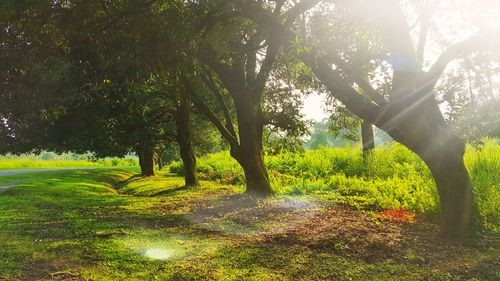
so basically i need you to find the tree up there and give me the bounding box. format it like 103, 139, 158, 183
175, 92, 199, 186
0, 1, 202, 182
168, 2, 307, 195
237, 0, 500, 238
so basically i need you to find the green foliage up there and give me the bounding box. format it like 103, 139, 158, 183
464, 138, 500, 231
170, 141, 500, 229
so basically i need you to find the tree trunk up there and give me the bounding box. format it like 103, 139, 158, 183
383, 103, 479, 238
237, 150, 272, 196
176, 93, 199, 187
157, 158, 164, 171
137, 150, 145, 176
427, 155, 476, 238
233, 96, 272, 196
141, 147, 155, 177
416, 139, 478, 238
361, 119, 375, 160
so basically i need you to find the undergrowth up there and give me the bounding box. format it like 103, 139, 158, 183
170, 139, 500, 230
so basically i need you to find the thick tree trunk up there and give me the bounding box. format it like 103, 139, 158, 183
417, 139, 478, 238
361, 120, 375, 159
176, 94, 199, 187
141, 147, 155, 177
233, 96, 272, 196
383, 102, 479, 238
238, 150, 272, 196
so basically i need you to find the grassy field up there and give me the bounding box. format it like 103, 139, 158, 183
0, 168, 498, 280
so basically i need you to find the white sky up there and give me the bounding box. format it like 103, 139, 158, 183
301, 93, 328, 122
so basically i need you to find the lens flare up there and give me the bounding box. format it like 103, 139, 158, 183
143, 248, 172, 260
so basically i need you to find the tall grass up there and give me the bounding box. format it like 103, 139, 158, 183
464, 139, 500, 231
170, 139, 499, 230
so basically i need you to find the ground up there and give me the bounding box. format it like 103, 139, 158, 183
0, 168, 498, 281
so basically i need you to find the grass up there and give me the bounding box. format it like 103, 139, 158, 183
0, 158, 138, 170
171, 139, 500, 230
0, 168, 498, 280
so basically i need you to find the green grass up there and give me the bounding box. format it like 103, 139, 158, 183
0, 158, 138, 170
0, 168, 498, 280
170, 139, 500, 230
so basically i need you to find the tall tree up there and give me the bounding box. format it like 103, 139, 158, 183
237, 0, 500, 238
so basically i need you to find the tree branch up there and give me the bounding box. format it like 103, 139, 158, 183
253, 37, 280, 97
198, 47, 244, 95
423, 31, 499, 90
237, 0, 384, 126
416, 0, 441, 66
200, 70, 237, 138
182, 78, 239, 149
284, 0, 322, 26
318, 38, 388, 106
274, 0, 285, 15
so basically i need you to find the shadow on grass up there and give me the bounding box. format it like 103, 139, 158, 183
151, 185, 190, 196
115, 174, 143, 190
1, 168, 498, 281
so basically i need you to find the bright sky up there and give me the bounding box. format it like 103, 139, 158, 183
301, 93, 328, 122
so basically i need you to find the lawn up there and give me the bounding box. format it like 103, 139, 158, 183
0, 159, 138, 170
0, 168, 498, 280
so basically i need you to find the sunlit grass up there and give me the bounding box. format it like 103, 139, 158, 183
0, 158, 138, 170
0, 168, 497, 280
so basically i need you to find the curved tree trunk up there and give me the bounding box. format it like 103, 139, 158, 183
415, 138, 478, 238
236, 0, 481, 237
176, 94, 199, 187
234, 142, 272, 196
179, 142, 199, 186
383, 102, 480, 238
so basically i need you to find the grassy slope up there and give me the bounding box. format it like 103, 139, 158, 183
0, 169, 498, 281
0, 158, 138, 170
0, 160, 103, 170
